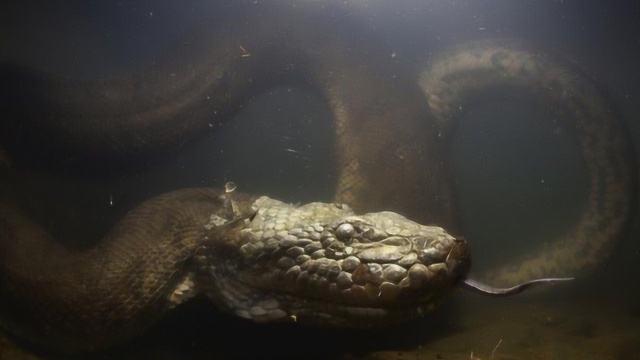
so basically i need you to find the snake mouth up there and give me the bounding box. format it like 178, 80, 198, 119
202, 249, 469, 327
199, 199, 471, 326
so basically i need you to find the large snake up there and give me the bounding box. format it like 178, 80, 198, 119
0, 3, 635, 354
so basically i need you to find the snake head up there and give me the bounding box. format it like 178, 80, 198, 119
317, 212, 471, 313
200, 197, 471, 327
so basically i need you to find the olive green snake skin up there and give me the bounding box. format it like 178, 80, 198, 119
0, 4, 635, 354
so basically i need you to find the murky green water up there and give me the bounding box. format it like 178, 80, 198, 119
1, 1, 638, 359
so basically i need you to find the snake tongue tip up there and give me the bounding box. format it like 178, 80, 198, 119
459, 276, 575, 297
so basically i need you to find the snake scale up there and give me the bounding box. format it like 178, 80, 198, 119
0, 3, 635, 354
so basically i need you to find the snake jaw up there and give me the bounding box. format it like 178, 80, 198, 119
199, 196, 472, 327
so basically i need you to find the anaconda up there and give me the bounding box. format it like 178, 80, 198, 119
0, 2, 635, 354
0, 188, 570, 352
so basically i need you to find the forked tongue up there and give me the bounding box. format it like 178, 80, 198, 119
460, 277, 574, 297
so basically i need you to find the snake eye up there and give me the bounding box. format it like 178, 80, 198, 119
335, 223, 355, 241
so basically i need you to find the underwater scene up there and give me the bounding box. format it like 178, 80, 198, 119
0, 1, 639, 359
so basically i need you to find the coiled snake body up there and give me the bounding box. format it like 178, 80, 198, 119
0, 4, 635, 354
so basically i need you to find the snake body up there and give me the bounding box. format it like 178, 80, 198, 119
421, 40, 636, 285
0, 188, 471, 352
0, 3, 635, 354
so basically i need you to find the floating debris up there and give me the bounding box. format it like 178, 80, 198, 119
225, 181, 237, 193
239, 45, 251, 58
